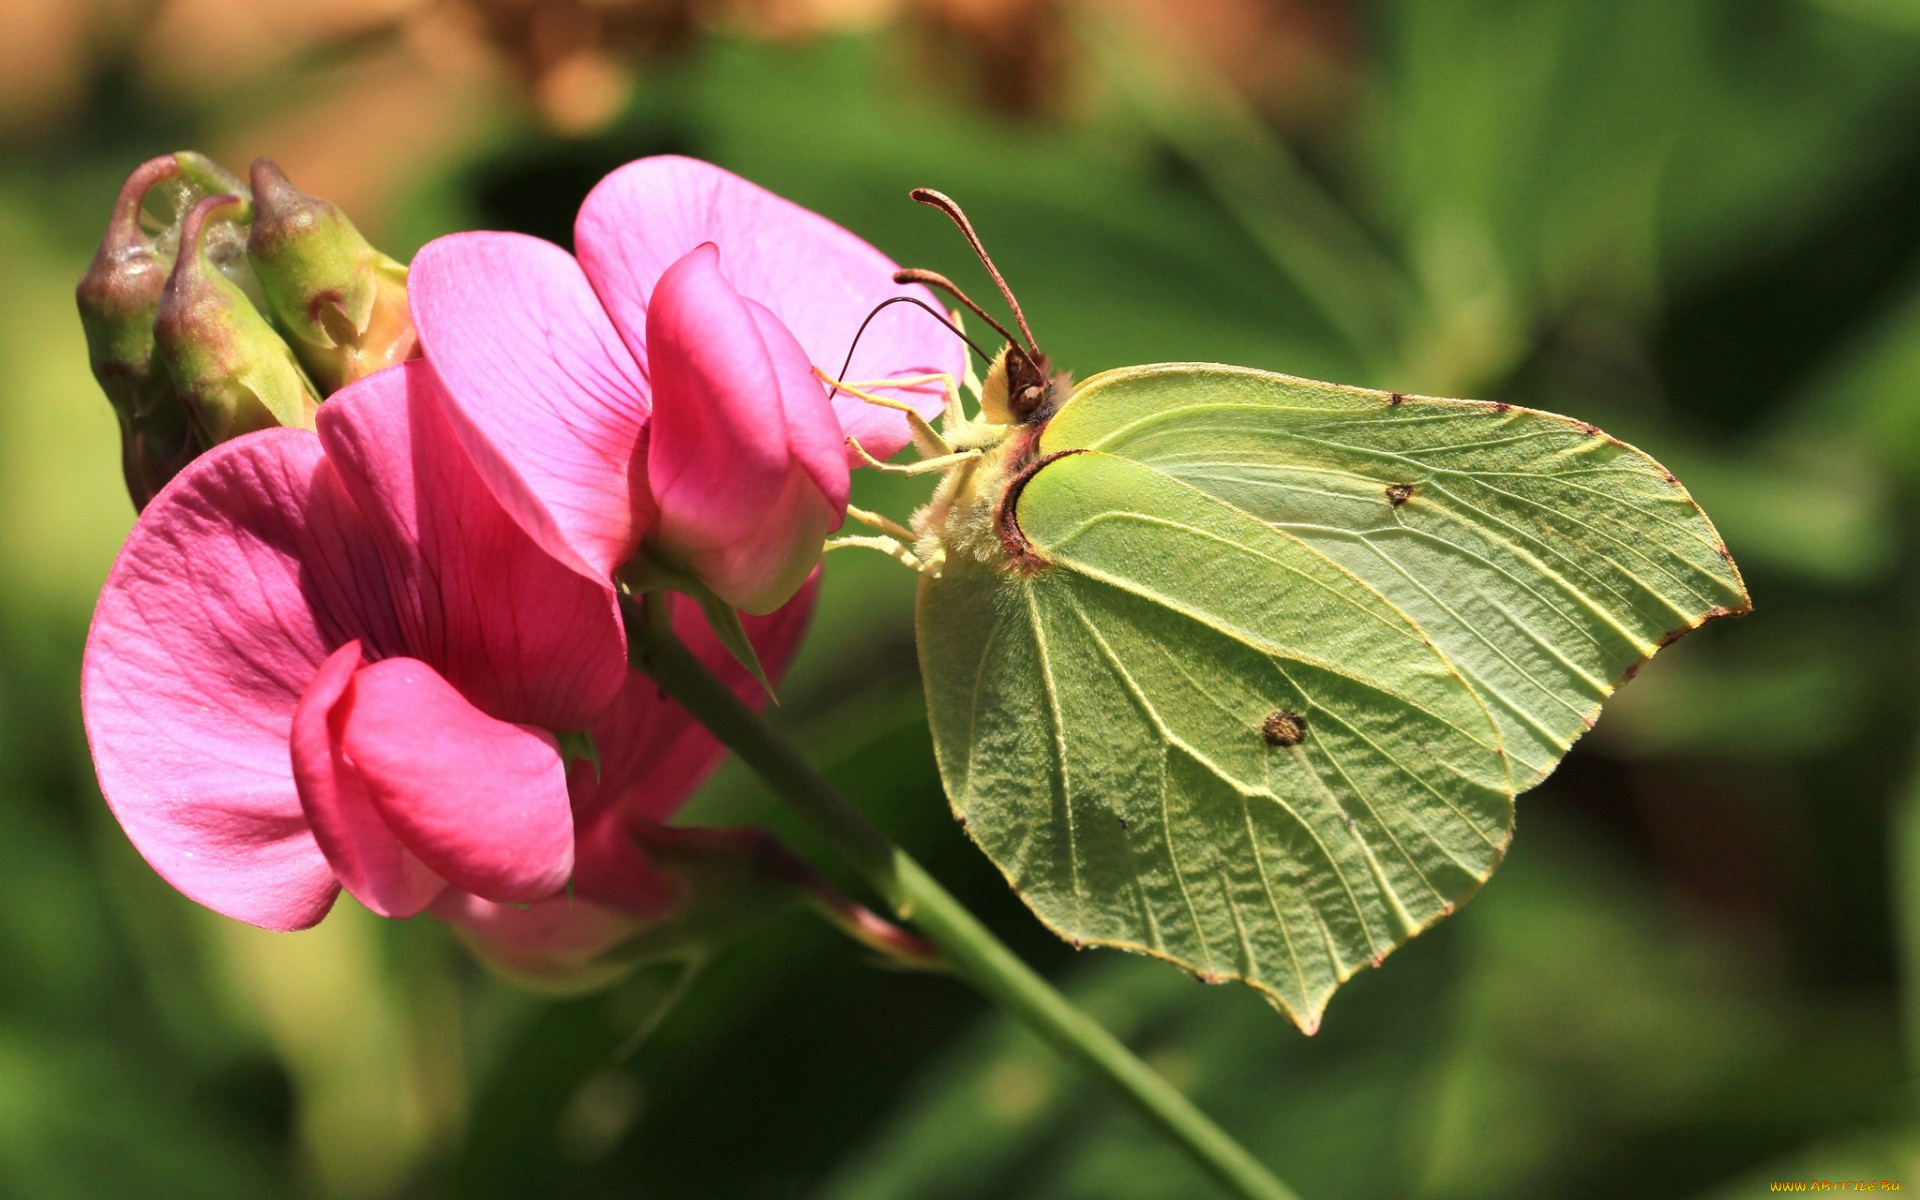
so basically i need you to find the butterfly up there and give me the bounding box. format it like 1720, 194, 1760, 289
826, 190, 1749, 1032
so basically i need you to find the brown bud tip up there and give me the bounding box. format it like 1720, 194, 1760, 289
77, 156, 192, 469
80, 154, 254, 510
75, 156, 182, 321
246, 158, 331, 250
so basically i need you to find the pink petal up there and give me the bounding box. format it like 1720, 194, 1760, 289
574, 579, 817, 827
290, 642, 447, 919
569, 805, 678, 915
751, 297, 854, 511
410, 231, 652, 579
575, 156, 966, 461
333, 657, 574, 904
317, 360, 627, 732
81, 430, 403, 931
645, 244, 847, 613
432, 890, 657, 992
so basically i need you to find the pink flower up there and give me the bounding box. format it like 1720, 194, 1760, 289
82, 156, 914, 957
82, 360, 629, 930
409, 156, 962, 611
432, 592, 816, 984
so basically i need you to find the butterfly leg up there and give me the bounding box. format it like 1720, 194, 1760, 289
839, 371, 960, 400
826, 533, 932, 573
856, 372, 972, 441
847, 504, 917, 542
814, 368, 959, 460
845, 436, 981, 475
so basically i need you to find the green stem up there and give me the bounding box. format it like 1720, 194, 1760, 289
627, 596, 1300, 1200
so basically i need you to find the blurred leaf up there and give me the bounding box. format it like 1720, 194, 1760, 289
1594, 613, 1869, 760
1651, 438, 1897, 587
0, 193, 133, 610
1691, 1127, 1919, 1198
1080, 9, 1412, 372
1381, 0, 1920, 302
1783, 268, 1920, 480
0, 1026, 282, 1200
1375, 0, 1920, 393
1895, 744, 1920, 1085
212, 906, 454, 1200
1808, 0, 1920, 34
818, 829, 1886, 1200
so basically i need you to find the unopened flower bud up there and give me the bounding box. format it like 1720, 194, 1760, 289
75, 155, 199, 509
246, 158, 417, 393
153, 194, 320, 444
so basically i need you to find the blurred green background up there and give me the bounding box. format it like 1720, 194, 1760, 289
5, 0, 1920, 1195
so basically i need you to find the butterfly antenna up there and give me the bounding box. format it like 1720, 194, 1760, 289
893, 269, 1023, 353
908, 189, 1040, 355
827, 295, 991, 404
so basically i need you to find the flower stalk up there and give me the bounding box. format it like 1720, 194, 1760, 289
624, 592, 1300, 1200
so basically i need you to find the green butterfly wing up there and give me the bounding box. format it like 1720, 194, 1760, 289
916, 364, 1749, 1029
1039, 365, 1751, 782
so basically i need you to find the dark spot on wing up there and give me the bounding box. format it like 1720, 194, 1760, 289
1386, 483, 1414, 507
1261, 709, 1307, 747
1388, 392, 1406, 406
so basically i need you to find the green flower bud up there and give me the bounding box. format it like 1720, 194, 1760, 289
75, 155, 199, 510
153, 194, 320, 444
246, 158, 417, 394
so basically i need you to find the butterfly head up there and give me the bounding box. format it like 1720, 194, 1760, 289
979, 342, 1068, 427
895, 188, 1068, 430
